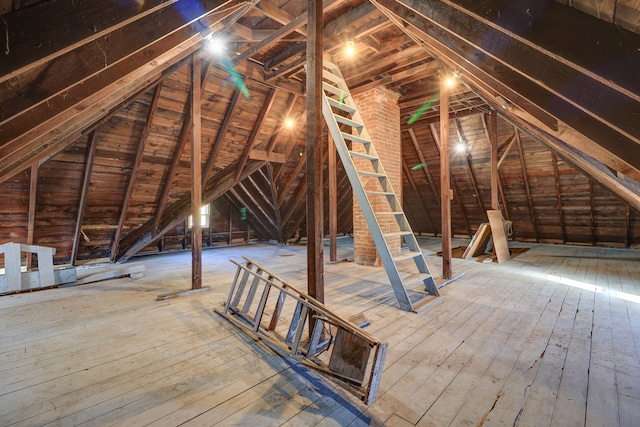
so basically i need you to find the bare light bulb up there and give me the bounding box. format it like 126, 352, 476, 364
345, 40, 355, 57
284, 118, 294, 128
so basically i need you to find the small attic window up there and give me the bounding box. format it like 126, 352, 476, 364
188, 204, 210, 228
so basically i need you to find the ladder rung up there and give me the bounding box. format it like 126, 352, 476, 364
403, 273, 435, 289
323, 58, 338, 70
342, 132, 370, 145
377, 211, 404, 216
383, 231, 412, 239
335, 115, 363, 129
323, 82, 349, 98
367, 191, 394, 196
358, 171, 386, 178
393, 251, 423, 262
322, 69, 344, 85
349, 151, 378, 161
411, 294, 441, 313
327, 97, 357, 114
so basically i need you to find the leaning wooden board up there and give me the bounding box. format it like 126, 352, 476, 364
487, 210, 510, 263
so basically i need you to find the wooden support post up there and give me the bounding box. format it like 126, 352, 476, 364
191, 55, 202, 290
488, 111, 499, 211
26, 164, 38, 270
551, 153, 566, 243
306, 0, 324, 303
439, 75, 452, 280
328, 133, 338, 262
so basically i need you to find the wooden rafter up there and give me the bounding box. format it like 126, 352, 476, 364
224, 193, 271, 239
407, 128, 440, 209
229, 186, 278, 239
70, 131, 99, 265
265, 164, 284, 243
514, 127, 539, 242
203, 88, 242, 183
455, 118, 487, 222
110, 83, 163, 262
374, 0, 640, 180
117, 160, 265, 262
402, 160, 436, 235
153, 101, 192, 237
0, 1, 247, 184
235, 89, 277, 180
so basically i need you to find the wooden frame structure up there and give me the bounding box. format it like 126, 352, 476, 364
218, 257, 388, 404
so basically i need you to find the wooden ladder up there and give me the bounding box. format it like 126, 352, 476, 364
218, 256, 388, 404
321, 58, 440, 313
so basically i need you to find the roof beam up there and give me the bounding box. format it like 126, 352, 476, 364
235, 89, 277, 180
110, 84, 163, 262
376, 0, 640, 178
0, 1, 250, 184
70, 131, 99, 265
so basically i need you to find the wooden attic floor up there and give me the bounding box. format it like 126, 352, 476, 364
1, 237, 639, 426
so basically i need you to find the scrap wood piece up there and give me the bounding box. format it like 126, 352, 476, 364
216, 256, 388, 404
72, 264, 145, 286
487, 210, 511, 263
462, 223, 491, 259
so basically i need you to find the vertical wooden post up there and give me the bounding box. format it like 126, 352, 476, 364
440, 76, 452, 280
26, 164, 38, 270
307, 0, 324, 302
488, 111, 499, 211
191, 54, 202, 290
328, 133, 337, 262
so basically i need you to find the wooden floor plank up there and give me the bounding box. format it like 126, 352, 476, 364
0, 239, 638, 427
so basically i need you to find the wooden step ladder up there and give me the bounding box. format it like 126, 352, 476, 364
218, 257, 388, 404
321, 58, 440, 313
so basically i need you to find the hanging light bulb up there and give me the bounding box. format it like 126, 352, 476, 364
203, 34, 226, 55
284, 117, 294, 129
457, 142, 467, 152
345, 40, 355, 57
